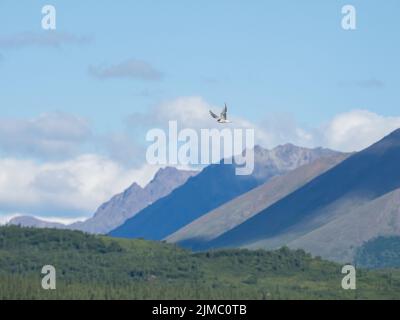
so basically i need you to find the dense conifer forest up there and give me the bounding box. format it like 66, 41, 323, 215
1, 226, 399, 299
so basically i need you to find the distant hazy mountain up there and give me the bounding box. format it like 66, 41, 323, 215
8, 216, 67, 229
208, 129, 400, 262
70, 167, 197, 234
250, 144, 339, 181
166, 152, 349, 249
110, 145, 341, 240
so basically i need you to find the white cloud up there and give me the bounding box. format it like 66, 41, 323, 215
129, 96, 274, 165
0, 155, 159, 217
319, 110, 400, 152
153, 97, 254, 129
129, 96, 400, 154
0, 112, 91, 159
129, 96, 269, 147
1, 100, 399, 223
99, 132, 146, 167
256, 109, 400, 152
256, 113, 316, 149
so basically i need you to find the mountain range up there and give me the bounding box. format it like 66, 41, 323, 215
206, 129, 400, 262
165, 152, 349, 249
10, 130, 400, 265
70, 167, 197, 233
109, 145, 341, 240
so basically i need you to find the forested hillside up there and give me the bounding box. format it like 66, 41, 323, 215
355, 236, 400, 269
0, 226, 399, 299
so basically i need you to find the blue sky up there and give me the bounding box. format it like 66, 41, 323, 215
1, 0, 399, 129
0, 1, 399, 221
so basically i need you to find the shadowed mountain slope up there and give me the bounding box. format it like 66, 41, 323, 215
166, 153, 348, 249
209, 129, 400, 259
110, 145, 341, 240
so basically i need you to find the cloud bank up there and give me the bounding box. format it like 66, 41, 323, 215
319, 110, 400, 152
1, 97, 400, 221
129, 96, 400, 153
0, 155, 159, 217
0, 112, 91, 159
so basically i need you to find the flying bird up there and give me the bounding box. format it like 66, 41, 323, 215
209, 103, 232, 123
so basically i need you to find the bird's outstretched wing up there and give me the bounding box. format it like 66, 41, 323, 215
220, 103, 227, 120
209, 110, 219, 119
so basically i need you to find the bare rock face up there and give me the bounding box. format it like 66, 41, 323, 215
251, 144, 339, 181
70, 167, 197, 234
